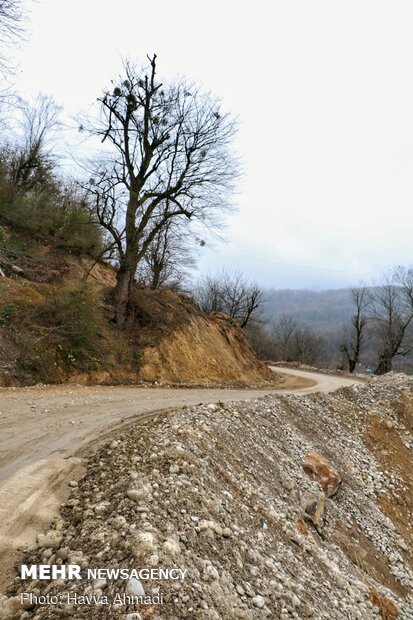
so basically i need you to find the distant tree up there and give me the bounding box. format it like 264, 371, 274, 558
291, 328, 325, 365
369, 267, 413, 375
340, 286, 369, 373
84, 54, 238, 327
271, 313, 298, 360
196, 270, 264, 329
244, 323, 273, 360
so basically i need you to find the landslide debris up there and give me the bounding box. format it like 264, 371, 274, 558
4, 375, 413, 619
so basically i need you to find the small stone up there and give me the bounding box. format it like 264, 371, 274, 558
37, 530, 63, 550
56, 548, 69, 561
127, 486, 150, 502
202, 564, 219, 581
300, 491, 326, 527
148, 553, 159, 567
292, 594, 300, 607
302, 603, 314, 617
398, 540, 409, 552
169, 464, 180, 474
252, 595, 265, 608
125, 578, 145, 597
163, 538, 180, 556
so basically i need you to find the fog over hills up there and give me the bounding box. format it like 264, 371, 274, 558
262, 288, 355, 329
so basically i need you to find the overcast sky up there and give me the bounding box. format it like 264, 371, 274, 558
10, 0, 413, 289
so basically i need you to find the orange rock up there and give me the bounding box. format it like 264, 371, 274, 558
302, 453, 341, 497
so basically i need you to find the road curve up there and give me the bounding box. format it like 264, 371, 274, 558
269, 366, 364, 394
0, 368, 363, 590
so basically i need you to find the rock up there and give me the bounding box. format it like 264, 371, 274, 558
397, 540, 409, 552
169, 463, 180, 474
302, 453, 341, 496
37, 530, 63, 549
125, 614, 143, 620
0, 595, 22, 617
11, 264, 24, 275
202, 564, 220, 581
56, 547, 69, 561
133, 531, 156, 553
302, 603, 314, 617
163, 538, 180, 556
252, 595, 266, 608
125, 577, 145, 597
282, 479, 294, 491
300, 491, 326, 527
127, 485, 150, 502
148, 553, 159, 567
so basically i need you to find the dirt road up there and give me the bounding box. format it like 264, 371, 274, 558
0, 368, 361, 590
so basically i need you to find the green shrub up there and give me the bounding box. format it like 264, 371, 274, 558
43, 280, 101, 364
0, 148, 103, 256
3, 280, 102, 382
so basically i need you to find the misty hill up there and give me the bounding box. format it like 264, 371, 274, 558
263, 288, 355, 330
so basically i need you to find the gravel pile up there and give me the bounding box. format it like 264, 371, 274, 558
2, 375, 413, 619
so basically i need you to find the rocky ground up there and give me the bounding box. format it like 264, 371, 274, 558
1, 374, 413, 619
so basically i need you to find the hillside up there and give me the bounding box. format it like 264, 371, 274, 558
263, 288, 355, 329
2, 374, 412, 618
0, 224, 275, 387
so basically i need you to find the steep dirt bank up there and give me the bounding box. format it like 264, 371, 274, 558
0, 225, 273, 387
2, 374, 412, 619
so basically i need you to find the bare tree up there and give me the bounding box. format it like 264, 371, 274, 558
2, 94, 62, 192
0, 0, 25, 79
291, 328, 325, 365
195, 270, 264, 329
136, 218, 198, 290
269, 313, 324, 364
369, 267, 413, 375
340, 286, 369, 373
84, 55, 238, 327
271, 313, 298, 360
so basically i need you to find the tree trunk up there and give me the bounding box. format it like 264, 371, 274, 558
374, 354, 392, 375
348, 359, 356, 373
113, 263, 135, 328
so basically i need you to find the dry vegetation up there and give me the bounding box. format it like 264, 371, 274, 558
0, 225, 276, 388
